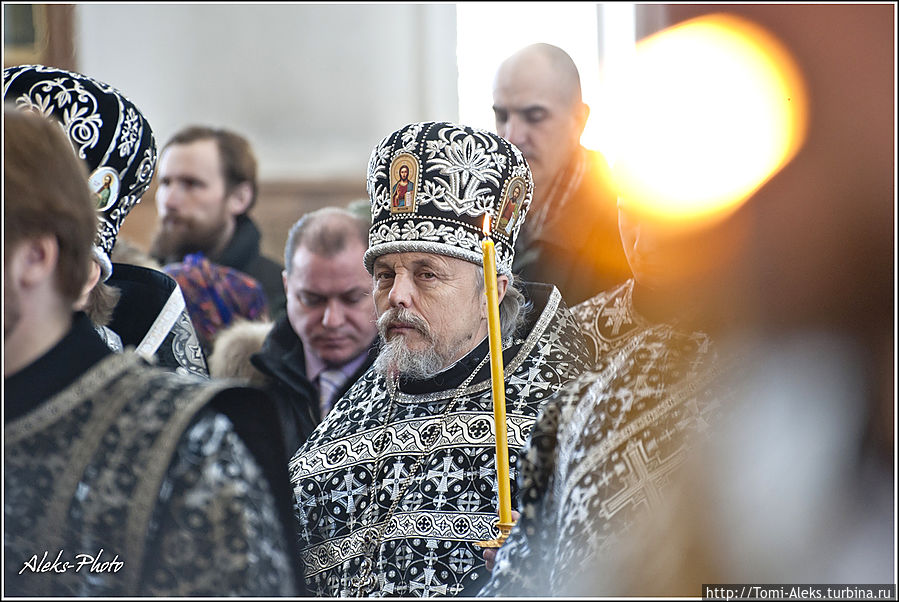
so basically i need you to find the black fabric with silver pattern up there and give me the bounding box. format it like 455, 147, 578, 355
3, 67, 208, 378
364, 121, 533, 276
478, 280, 723, 596
4, 352, 294, 596
570, 278, 653, 366
288, 284, 589, 597
107, 262, 208, 377
3, 64, 157, 265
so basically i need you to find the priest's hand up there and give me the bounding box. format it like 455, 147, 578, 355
482, 510, 520, 572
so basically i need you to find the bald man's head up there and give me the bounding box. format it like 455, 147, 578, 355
502, 43, 584, 106
493, 43, 589, 200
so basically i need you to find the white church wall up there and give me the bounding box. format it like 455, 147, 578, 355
75, 3, 459, 182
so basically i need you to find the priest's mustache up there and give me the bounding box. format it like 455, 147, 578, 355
377, 308, 433, 342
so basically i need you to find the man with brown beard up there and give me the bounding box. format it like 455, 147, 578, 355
150, 126, 286, 317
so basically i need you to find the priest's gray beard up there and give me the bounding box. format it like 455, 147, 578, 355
374, 307, 473, 380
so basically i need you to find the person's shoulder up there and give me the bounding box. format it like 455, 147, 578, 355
524, 281, 588, 327
93, 354, 261, 453
120, 352, 265, 408
577, 147, 617, 200
209, 319, 275, 383
254, 253, 284, 273
583, 147, 613, 176
108, 262, 180, 314
245, 254, 286, 295
188, 373, 291, 470
572, 279, 634, 316
516, 281, 592, 368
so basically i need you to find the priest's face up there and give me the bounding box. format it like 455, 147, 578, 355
372, 252, 488, 379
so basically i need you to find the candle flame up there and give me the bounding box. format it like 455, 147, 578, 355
482, 214, 491, 236
603, 13, 808, 226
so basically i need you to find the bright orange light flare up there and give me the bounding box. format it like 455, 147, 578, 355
483, 214, 491, 236
606, 13, 809, 225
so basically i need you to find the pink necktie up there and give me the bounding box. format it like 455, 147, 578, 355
318, 369, 345, 419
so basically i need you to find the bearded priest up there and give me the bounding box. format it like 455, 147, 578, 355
287, 121, 590, 597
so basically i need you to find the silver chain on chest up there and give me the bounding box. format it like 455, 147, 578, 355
349, 355, 490, 597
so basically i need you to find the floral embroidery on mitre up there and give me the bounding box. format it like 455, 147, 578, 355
364, 121, 533, 275
3, 64, 158, 263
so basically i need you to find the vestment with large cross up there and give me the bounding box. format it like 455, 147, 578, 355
479, 279, 724, 597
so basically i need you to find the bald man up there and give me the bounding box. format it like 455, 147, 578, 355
492, 43, 631, 305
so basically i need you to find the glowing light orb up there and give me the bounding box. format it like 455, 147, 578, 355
606, 14, 809, 225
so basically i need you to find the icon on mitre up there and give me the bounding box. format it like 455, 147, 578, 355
496, 176, 526, 238
389, 153, 419, 214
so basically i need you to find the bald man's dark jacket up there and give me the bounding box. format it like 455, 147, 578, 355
513, 146, 632, 306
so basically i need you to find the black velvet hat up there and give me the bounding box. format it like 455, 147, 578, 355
3, 64, 157, 281
364, 121, 533, 276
